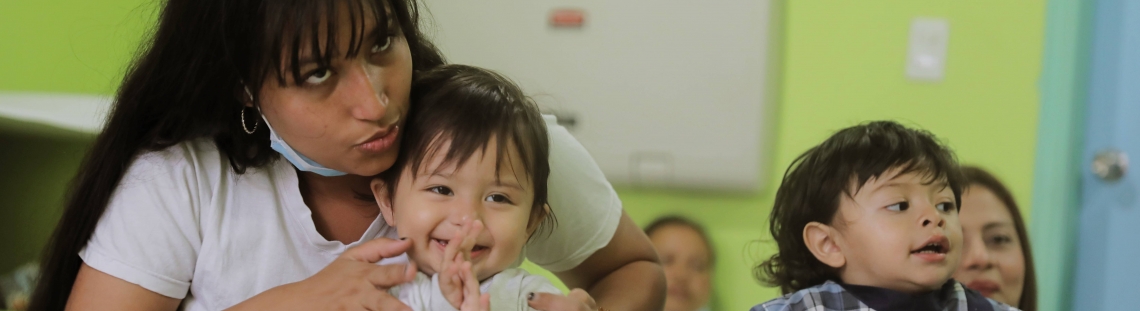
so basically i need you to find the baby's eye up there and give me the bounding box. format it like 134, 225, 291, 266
886, 202, 910, 211
935, 202, 956, 212
484, 194, 513, 204
371, 36, 393, 53
428, 186, 453, 196
304, 68, 333, 85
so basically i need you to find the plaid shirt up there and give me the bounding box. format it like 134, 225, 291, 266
751, 280, 1021, 311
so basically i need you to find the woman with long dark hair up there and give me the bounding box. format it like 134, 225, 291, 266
29, 0, 664, 310
954, 166, 1037, 311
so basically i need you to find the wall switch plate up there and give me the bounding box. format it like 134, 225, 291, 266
906, 17, 950, 81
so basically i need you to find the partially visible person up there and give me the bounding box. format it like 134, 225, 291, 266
645, 216, 714, 311
953, 166, 1037, 311
752, 121, 1018, 311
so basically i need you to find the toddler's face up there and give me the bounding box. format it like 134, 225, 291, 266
375, 137, 540, 281
830, 168, 963, 293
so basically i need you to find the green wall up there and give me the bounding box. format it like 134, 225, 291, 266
0, 0, 156, 277
1, 0, 1048, 310
0, 120, 92, 274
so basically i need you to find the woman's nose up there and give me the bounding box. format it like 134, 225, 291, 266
345, 62, 389, 122
665, 265, 689, 282
961, 236, 994, 270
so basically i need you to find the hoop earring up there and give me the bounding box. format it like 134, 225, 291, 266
241, 106, 259, 134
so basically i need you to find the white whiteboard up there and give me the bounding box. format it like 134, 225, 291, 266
423, 0, 775, 192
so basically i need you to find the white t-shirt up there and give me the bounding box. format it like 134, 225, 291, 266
79, 116, 622, 311
389, 268, 561, 311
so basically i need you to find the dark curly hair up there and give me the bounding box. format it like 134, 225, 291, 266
755, 120, 964, 294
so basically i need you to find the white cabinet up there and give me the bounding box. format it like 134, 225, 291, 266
423, 0, 776, 192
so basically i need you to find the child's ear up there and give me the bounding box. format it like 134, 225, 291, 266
525, 204, 550, 237
370, 178, 396, 227
803, 221, 846, 268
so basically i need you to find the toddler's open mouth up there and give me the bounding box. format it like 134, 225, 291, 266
911, 242, 948, 254
910, 235, 950, 262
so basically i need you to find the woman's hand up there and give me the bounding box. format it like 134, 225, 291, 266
227, 237, 416, 311
527, 289, 598, 311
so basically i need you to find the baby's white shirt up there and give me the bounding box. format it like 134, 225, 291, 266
389, 268, 561, 311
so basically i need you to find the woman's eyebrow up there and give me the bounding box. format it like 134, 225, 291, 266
982, 222, 1014, 231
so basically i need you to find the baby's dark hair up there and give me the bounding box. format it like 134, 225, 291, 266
755, 120, 964, 294
382, 64, 554, 237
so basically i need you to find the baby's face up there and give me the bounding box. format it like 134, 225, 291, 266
831, 168, 963, 293
379, 137, 538, 281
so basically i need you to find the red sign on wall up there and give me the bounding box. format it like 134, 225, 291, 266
550, 9, 585, 28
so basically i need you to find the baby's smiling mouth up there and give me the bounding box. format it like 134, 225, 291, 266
432, 238, 490, 253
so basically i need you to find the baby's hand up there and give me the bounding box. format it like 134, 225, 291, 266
438, 220, 484, 309
459, 261, 491, 311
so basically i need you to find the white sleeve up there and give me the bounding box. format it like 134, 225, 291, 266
524, 115, 623, 272
487, 269, 562, 311
389, 273, 459, 311
78, 147, 204, 299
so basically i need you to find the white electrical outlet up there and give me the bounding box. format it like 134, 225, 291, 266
906, 17, 950, 81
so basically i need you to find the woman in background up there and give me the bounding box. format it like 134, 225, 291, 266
646, 216, 715, 311
953, 166, 1037, 311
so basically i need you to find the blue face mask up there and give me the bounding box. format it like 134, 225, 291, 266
261, 115, 348, 177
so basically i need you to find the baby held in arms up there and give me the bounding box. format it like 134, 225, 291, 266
371, 65, 560, 311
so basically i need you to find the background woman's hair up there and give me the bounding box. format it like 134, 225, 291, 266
31, 0, 443, 309
960, 166, 1037, 311
755, 120, 963, 294
643, 215, 716, 266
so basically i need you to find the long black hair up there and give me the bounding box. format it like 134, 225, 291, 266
30, 0, 443, 309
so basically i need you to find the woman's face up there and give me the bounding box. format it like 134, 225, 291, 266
650, 224, 713, 311
954, 186, 1026, 307
257, 5, 413, 177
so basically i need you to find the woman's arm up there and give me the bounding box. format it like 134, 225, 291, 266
553, 211, 666, 311
228, 238, 416, 311
66, 239, 416, 311
67, 264, 181, 311
534, 116, 665, 310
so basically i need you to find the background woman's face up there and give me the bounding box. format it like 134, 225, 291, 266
257, 5, 413, 177
954, 186, 1026, 307
651, 224, 713, 311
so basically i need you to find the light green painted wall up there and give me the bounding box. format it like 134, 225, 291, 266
0, 0, 156, 277
1, 0, 1047, 310
0, 0, 158, 94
